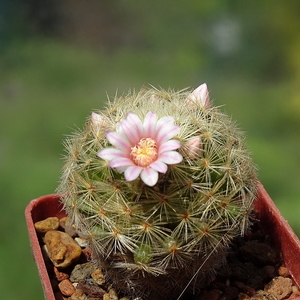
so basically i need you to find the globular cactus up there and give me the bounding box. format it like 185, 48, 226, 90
57, 84, 257, 299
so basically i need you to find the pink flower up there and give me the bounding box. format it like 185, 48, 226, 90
185, 83, 210, 109
98, 111, 183, 186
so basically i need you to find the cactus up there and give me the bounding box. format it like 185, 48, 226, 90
57, 84, 257, 300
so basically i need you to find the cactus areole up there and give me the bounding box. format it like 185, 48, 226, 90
57, 84, 258, 299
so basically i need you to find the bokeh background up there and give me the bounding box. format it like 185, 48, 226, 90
1, 1, 300, 299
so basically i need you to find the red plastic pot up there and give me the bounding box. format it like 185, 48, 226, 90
25, 183, 300, 300
25, 194, 65, 300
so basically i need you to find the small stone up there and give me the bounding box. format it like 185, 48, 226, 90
292, 286, 299, 293
69, 288, 88, 300
238, 293, 251, 300
42, 245, 51, 262
60, 216, 77, 237
44, 230, 82, 268
77, 280, 107, 298
119, 297, 131, 300
58, 279, 76, 296
35, 217, 60, 233
251, 290, 277, 300
70, 262, 97, 282
264, 276, 293, 300
91, 268, 106, 285
103, 294, 110, 300
108, 288, 118, 300
82, 248, 92, 260
54, 266, 69, 281
243, 286, 256, 297
278, 266, 290, 277
75, 237, 89, 248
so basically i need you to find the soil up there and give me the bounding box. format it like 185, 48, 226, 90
35, 216, 300, 300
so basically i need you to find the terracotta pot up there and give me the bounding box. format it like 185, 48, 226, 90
25, 183, 300, 300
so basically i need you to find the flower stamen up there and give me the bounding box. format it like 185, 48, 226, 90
131, 138, 158, 167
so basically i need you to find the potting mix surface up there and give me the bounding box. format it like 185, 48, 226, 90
34, 215, 300, 300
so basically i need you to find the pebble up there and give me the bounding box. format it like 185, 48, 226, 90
278, 266, 290, 278
82, 248, 92, 260
70, 262, 98, 282
34, 217, 60, 233
54, 266, 69, 281
58, 279, 76, 296
250, 290, 278, 300
60, 217, 77, 237
264, 276, 293, 300
91, 268, 106, 285
108, 288, 119, 300
44, 230, 82, 268
238, 293, 251, 300
103, 292, 118, 300
75, 237, 89, 248
69, 288, 88, 300
77, 280, 107, 298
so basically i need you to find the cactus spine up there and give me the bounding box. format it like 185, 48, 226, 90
57, 84, 257, 299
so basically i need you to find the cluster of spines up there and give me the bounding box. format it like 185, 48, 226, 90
57, 87, 257, 299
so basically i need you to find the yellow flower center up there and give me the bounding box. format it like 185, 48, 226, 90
131, 138, 158, 167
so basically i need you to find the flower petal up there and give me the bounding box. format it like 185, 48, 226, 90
106, 131, 131, 152
185, 83, 210, 108
119, 119, 140, 144
91, 112, 102, 122
158, 139, 181, 154
149, 160, 167, 173
143, 111, 157, 137
124, 166, 143, 181
97, 148, 124, 160
140, 168, 159, 186
185, 136, 202, 159
110, 157, 135, 168
126, 112, 144, 137
155, 116, 174, 135
158, 151, 183, 164
156, 122, 180, 144
91, 112, 111, 133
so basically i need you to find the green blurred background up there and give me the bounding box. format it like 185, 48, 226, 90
1, 1, 300, 299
